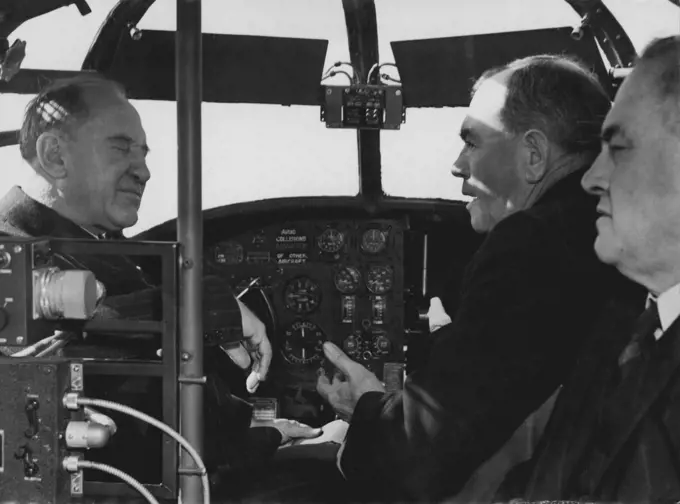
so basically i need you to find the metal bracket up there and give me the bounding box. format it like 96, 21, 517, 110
178, 375, 207, 385
70, 362, 83, 392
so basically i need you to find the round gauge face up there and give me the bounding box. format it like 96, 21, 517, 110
366, 265, 394, 294
333, 266, 362, 294
361, 228, 387, 254
317, 228, 345, 253
282, 320, 326, 365
213, 240, 244, 265
283, 277, 322, 313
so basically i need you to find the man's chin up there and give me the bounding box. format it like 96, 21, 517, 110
109, 210, 139, 232
468, 202, 492, 233
593, 234, 620, 266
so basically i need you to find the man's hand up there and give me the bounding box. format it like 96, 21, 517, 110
222, 299, 272, 393
316, 342, 386, 419
251, 418, 322, 445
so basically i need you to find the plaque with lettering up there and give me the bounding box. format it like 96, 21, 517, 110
275, 251, 309, 265
275, 227, 309, 251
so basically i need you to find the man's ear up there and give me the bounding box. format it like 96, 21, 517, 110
35, 132, 67, 179
521, 129, 550, 184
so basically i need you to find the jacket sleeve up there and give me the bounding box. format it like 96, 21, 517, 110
201, 355, 282, 472
339, 210, 612, 501
102, 275, 244, 343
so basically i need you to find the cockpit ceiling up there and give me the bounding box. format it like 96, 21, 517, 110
392, 26, 611, 108
102, 25, 609, 107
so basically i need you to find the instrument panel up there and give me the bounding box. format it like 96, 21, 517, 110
204, 219, 406, 422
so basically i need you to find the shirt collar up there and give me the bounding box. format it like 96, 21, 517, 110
648, 283, 680, 336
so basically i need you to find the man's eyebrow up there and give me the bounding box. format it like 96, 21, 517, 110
460, 127, 474, 141
601, 124, 622, 143
108, 134, 150, 153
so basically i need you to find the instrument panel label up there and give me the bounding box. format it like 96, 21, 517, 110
276, 252, 308, 265
275, 228, 308, 251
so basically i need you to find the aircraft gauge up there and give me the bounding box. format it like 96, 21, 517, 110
281, 320, 326, 365
283, 277, 322, 313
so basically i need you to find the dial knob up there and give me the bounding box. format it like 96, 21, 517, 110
373, 335, 391, 355
343, 335, 360, 357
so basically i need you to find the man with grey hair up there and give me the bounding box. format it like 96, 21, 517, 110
0, 73, 322, 484
315, 54, 633, 503
500, 35, 680, 503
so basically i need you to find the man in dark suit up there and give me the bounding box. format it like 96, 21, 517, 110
0, 74, 321, 484
316, 55, 629, 502
500, 35, 680, 503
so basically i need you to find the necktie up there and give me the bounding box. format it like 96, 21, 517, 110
618, 299, 660, 378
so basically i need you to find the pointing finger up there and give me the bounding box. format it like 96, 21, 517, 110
322, 342, 355, 376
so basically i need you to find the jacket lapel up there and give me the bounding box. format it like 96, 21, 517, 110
526, 298, 639, 498
590, 316, 680, 491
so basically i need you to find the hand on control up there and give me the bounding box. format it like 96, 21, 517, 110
222, 299, 272, 393
316, 342, 385, 419
251, 418, 322, 445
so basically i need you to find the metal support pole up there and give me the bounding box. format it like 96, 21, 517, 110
176, 0, 204, 502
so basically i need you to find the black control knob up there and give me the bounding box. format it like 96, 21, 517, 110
14, 444, 38, 477
24, 461, 39, 478
24, 399, 40, 438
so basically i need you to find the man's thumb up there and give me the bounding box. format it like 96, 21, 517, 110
323, 342, 354, 374
300, 426, 323, 438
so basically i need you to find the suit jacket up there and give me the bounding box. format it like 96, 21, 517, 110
0, 186, 281, 477
338, 168, 631, 502
504, 287, 680, 502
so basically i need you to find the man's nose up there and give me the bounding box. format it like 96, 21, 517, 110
451, 158, 468, 179
581, 152, 607, 196
131, 160, 151, 185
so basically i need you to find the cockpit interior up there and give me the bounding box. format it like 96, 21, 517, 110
0, 1, 677, 503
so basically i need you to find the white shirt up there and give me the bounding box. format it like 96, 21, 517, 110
651, 282, 680, 339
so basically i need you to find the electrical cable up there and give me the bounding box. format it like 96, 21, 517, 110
35, 335, 70, 357
12, 332, 64, 357
73, 396, 210, 504
377, 63, 400, 84
380, 73, 401, 84
73, 460, 160, 504
378, 62, 398, 71
367, 62, 379, 84
323, 61, 357, 83
321, 70, 354, 83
